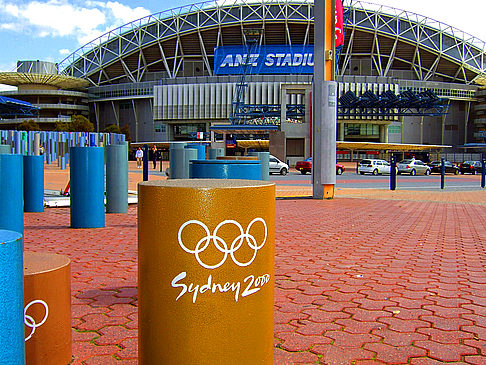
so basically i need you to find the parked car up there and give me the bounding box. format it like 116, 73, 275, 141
397, 159, 431, 175
358, 159, 394, 175
294, 157, 345, 175
269, 155, 289, 175
428, 160, 459, 174
459, 160, 483, 175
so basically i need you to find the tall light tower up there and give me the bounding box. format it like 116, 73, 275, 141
313, 0, 337, 199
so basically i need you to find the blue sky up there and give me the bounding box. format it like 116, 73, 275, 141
0, 0, 485, 90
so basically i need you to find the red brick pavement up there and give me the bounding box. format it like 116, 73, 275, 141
24, 193, 486, 364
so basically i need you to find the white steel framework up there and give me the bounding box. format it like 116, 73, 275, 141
59, 0, 486, 87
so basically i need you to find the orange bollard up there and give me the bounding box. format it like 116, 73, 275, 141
138, 179, 275, 364
24, 252, 72, 365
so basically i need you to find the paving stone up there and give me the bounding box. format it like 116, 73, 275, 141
324, 331, 380, 347
277, 331, 332, 352
371, 328, 428, 346
311, 345, 375, 363
417, 327, 474, 344
414, 341, 478, 361
273, 348, 320, 364
363, 342, 427, 363
377, 317, 430, 333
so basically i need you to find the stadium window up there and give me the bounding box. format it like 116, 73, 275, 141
286, 138, 305, 157
119, 102, 132, 110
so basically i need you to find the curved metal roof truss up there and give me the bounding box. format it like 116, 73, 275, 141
59, 0, 486, 87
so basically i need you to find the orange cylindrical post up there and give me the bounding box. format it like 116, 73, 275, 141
138, 179, 275, 365
23, 252, 72, 365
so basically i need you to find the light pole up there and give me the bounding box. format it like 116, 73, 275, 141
313, 0, 337, 199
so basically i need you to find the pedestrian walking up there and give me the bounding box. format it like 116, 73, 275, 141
152, 145, 158, 169
135, 147, 143, 168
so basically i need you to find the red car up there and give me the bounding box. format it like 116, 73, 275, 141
295, 157, 345, 175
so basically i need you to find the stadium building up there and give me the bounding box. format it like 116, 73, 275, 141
0, 60, 90, 129
3, 0, 486, 162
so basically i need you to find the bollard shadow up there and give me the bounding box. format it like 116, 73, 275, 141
75, 286, 138, 307
26, 225, 72, 230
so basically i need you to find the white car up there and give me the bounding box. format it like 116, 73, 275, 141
269, 155, 289, 175
358, 159, 393, 175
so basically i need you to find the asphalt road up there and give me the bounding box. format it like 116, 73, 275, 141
270, 170, 486, 191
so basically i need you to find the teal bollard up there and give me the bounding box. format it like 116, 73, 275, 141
208, 147, 225, 159
106, 143, 128, 213
249, 152, 270, 181
0, 144, 10, 154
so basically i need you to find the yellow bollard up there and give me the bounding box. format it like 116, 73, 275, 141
138, 179, 275, 365
23, 251, 72, 365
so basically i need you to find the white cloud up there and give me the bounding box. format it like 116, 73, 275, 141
0, 84, 16, 91
0, 61, 17, 72
59, 48, 70, 55
0, 0, 152, 47
106, 2, 150, 25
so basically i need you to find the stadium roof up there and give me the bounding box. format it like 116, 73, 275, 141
59, 0, 486, 87
0, 95, 38, 118
0, 72, 89, 90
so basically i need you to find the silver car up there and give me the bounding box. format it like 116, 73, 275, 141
397, 159, 431, 175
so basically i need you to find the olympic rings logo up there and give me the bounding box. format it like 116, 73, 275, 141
24, 299, 49, 341
177, 218, 267, 269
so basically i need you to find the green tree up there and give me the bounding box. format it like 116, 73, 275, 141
120, 124, 132, 142
17, 120, 40, 131
53, 121, 70, 132
103, 124, 121, 133
70, 115, 94, 132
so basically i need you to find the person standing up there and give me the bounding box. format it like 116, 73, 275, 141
152, 145, 158, 169
135, 147, 143, 168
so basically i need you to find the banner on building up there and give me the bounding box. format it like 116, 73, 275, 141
335, 0, 344, 47
214, 45, 315, 75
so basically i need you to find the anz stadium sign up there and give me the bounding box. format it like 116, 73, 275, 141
214, 45, 315, 75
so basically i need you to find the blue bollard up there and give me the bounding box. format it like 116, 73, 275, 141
390, 155, 397, 191
0, 230, 25, 365
441, 158, 445, 190
70, 147, 105, 228
60, 156, 67, 170
23, 155, 44, 212
482, 160, 486, 189
106, 143, 128, 214
0, 154, 23, 234
190, 160, 262, 180
143, 144, 149, 181
14, 131, 21, 154
89, 133, 96, 147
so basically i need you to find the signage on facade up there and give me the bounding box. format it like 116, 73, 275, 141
214, 45, 315, 75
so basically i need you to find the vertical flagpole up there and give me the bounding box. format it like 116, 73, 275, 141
313, 0, 337, 199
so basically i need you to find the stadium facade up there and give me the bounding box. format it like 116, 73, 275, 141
2, 0, 486, 162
